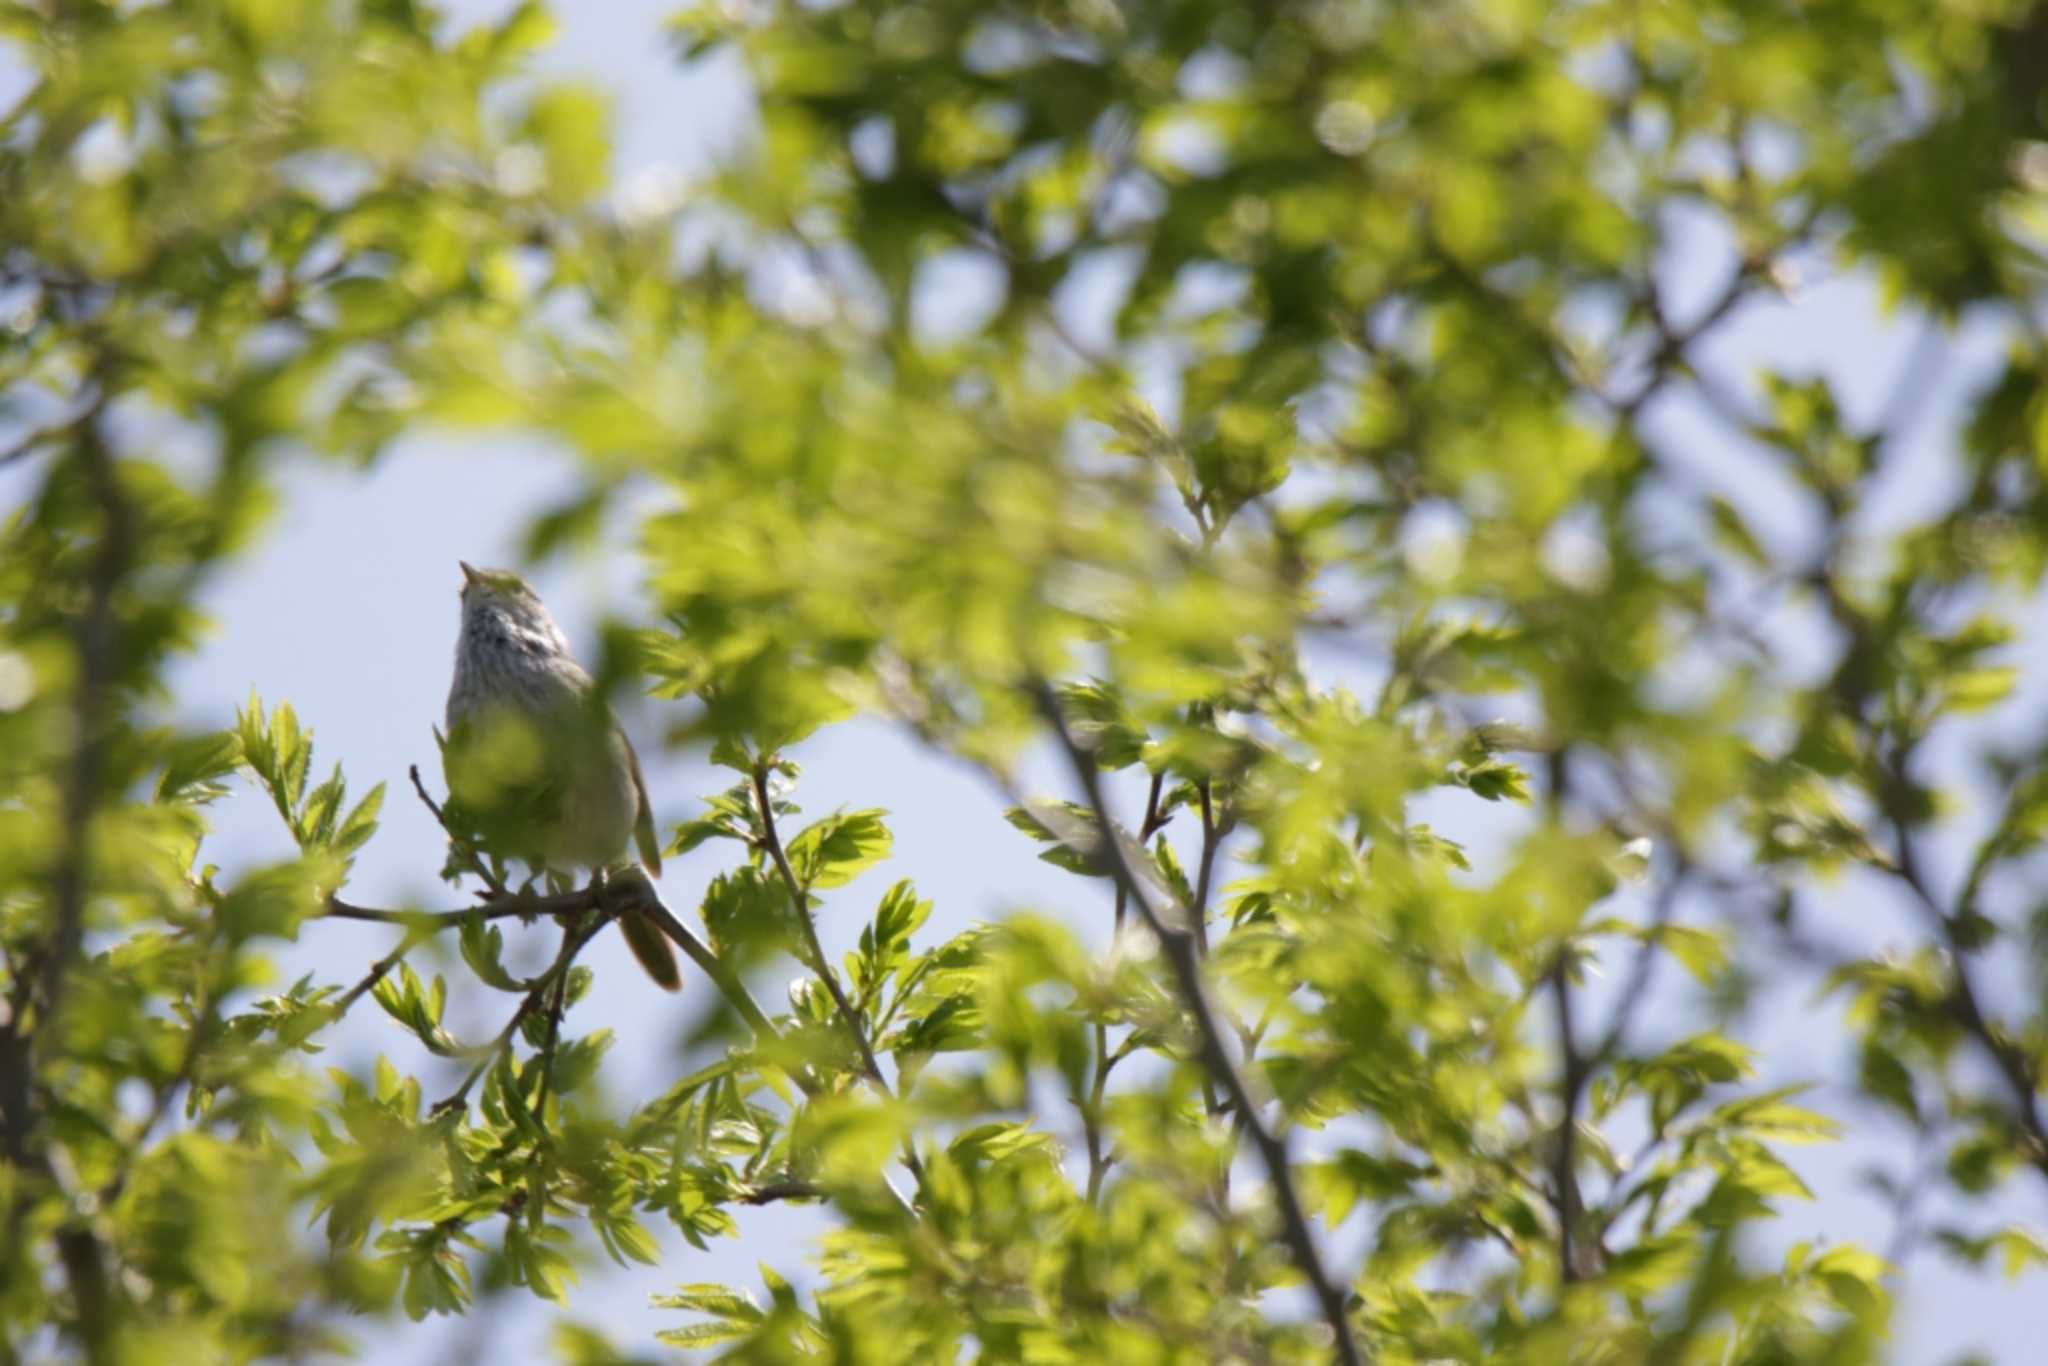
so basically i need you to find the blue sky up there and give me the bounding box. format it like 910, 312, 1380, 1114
94, 0, 2048, 1359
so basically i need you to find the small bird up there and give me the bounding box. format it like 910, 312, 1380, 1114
443, 561, 682, 991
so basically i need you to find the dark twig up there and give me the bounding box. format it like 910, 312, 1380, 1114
409, 763, 505, 896
532, 959, 574, 1118
1034, 681, 1366, 1366
323, 890, 592, 926
1549, 957, 1589, 1286
408, 762, 449, 823
332, 926, 432, 1016
0, 404, 96, 467
738, 1178, 824, 1206
1192, 779, 1219, 955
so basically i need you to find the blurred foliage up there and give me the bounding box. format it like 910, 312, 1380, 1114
4, 0, 2048, 1361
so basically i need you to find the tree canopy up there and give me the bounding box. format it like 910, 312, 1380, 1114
3, 0, 2047, 1361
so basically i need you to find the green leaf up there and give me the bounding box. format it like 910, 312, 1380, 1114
786, 808, 892, 890
156, 730, 243, 805
1005, 802, 1112, 877
654, 1284, 764, 1320
458, 914, 524, 993
1056, 679, 1149, 770
333, 782, 386, 859
1658, 924, 1728, 985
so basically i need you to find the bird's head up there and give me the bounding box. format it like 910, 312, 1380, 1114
458, 561, 570, 653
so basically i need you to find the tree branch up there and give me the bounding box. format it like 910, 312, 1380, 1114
322, 889, 594, 926
432, 916, 602, 1117
1192, 778, 1218, 956
737, 1178, 824, 1206
0, 389, 120, 1363
751, 766, 892, 1095
409, 764, 506, 897
332, 927, 433, 1017
750, 765, 924, 1182
1549, 957, 1588, 1286
1878, 755, 2048, 1177
1033, 681, 1365, 1366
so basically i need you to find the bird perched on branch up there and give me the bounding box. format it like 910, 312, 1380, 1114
442, 561, 682, 990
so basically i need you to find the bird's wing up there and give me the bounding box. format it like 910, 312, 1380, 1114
623, 726, 663, 878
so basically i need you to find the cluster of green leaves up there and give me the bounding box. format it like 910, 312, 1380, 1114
7, 0, 2048, 1361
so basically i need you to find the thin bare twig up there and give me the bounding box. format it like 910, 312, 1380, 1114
1034, 681, 1366, 1366
332, 926, 433, 1016
409, 763, 506, 896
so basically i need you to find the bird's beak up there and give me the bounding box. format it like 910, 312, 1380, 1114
459, 561, 480, 590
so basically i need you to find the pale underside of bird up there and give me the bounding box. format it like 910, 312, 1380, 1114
442, 560, 682, 991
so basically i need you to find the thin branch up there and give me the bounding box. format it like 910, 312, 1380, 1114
333, 926, 433, 1016
1549, 957, 1589, 1286
1879, 757, 2048, 1177
1583, 858, 1691, 1073
322, 889, 593, 926
0, 390, 121, 1362
1081, 1038, 1113, 1203
1034, 681, 1365, 1366
324, 869, 815, 1099
531, 957, 574, 1119
409, 762, 451, 826
409, 763, 505, 896
432, 916, 601, 1117
1192, 778, 1218, 956
751, 766, 892, 1095
738, 1178, 824, 1206
0, 406, 93, 467
750, 765, 925, 1182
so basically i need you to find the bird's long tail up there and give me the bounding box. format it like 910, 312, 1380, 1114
608, 866, 682, 991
